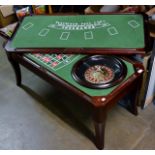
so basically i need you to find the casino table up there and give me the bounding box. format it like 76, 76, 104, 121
6, 13, 150, 55
4, 50, 144, 149
2, 13, 145, 149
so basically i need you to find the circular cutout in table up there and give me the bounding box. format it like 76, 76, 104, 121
72, 55, 127, 89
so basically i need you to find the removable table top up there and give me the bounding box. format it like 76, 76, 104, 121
5, 13, 149, 55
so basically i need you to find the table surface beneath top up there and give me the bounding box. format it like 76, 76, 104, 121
25, 53, 135, 97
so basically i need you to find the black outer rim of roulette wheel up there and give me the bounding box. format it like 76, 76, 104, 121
72, 55, 127, 89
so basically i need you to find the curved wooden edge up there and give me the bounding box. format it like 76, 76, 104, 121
91, 63, 144, 108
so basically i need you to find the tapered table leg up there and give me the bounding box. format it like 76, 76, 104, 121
93, 107, 107, 150
130, 90, 138, 115
7, 53, 21, 86
127, 78, 143, 115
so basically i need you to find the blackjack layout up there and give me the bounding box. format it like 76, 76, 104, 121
6, 13, 149, 55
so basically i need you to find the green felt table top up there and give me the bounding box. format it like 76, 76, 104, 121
25, 53, 135, 97
11, 14, 145, 49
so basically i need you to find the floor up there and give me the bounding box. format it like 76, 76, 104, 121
0, 37, 155, 150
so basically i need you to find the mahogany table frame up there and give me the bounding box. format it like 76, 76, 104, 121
4, 40, 144, 149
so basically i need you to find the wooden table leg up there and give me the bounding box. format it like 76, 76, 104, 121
6, 53, 21, 86
127, 77, 143, 115
93, 107, 107, 150
129, 88, 138, 115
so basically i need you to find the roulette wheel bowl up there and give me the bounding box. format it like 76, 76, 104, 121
72, 55, 127, 89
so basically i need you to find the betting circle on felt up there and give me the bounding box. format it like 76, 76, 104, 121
11, 14, 145, 49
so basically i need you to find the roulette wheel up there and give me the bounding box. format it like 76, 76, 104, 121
72, 55, 127, 89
